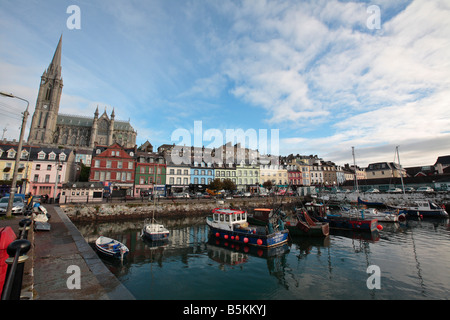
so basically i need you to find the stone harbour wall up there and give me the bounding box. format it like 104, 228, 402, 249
62, 197, 301, 222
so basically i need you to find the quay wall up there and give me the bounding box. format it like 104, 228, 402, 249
62, 197, 301, 222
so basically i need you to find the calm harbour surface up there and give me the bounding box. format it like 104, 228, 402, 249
74, 215, 450, 300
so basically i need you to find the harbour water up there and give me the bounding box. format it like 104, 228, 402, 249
74, 215, 450, 300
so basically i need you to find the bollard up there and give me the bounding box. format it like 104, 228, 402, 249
18, 219, 32, 240
1, 240, 31, 300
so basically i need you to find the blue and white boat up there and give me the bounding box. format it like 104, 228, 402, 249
95, 236, 129, 259
390, 200, 448, 218
142, 218, 170, 241
206, 208, 289, 248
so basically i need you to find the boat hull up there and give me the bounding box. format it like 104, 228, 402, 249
319, 216, 378, 232
95, 237, 129, 259
404, 209, 448, 218
142, 229, 170, 241
207, 224, 289, 248
285, 221, 329, 237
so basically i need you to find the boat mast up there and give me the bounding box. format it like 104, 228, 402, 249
396, 146, 406, 195
352, 147, 359, 194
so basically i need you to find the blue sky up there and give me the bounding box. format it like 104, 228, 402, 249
1, 0, 449, 167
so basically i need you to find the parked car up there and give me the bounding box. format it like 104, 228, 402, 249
365, 188, 380, 193
0, 196, 25, 215
405, 187, 415, 192
416, 186, 434, 192
386, 188, 402, 193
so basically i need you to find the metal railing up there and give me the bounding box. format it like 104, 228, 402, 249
1, 219, 32, 300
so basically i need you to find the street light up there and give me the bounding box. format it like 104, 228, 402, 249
0, 92, 30, 218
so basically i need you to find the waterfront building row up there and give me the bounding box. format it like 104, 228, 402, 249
1, 140, 449, 199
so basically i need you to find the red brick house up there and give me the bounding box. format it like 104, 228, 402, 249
89, 143, 136, 196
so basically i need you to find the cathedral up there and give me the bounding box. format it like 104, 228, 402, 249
28, 36, 137, 149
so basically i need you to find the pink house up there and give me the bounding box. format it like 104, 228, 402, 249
28, 147, 75, 199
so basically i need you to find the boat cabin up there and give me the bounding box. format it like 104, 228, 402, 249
212, 208, 247, 225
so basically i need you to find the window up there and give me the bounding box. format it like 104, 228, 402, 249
49, 152, 56, 160
127, 173, 131, 181
128, 162, 133, 169
33, 174, 39, 182
169, 177, 174, 184
45, 175, 50, 183
7, 149, 16, 159
36, 164, 41, 170
117, 161, 122, 169
106, 161, 111, 168
94, 160, 100, 168
38, 152, 45, 160
194, 178, 199, 184
47, 165, 52, 170
183, 178, 188, 184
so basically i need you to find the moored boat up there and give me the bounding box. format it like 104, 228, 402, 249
389, 200, 448, 218
285, 209, 329, 237
317, 213, 379, 232
141, 218, 170, 241
339, 206, 404, 222
206, 208, 289, 248
95, 236, 129, 259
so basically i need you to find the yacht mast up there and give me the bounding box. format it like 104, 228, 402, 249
396, 146, 406, 195
352, 147, 359, 193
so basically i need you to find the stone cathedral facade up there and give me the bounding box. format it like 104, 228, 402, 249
28, 36, 137, 149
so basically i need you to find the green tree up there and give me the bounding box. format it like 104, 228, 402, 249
208, 178, 223, 191
263, 180, 273, 191
222, 179, 237, 192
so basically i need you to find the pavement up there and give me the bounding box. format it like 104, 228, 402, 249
0, 205, 134, 300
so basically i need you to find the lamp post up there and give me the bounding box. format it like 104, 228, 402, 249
0, 92, 29, 218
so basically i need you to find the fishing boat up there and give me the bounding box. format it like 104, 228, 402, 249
247, 208, 275, 226
95, 236, 129, 259
285, 209, 329, 237
339, 206, 404, 222
206, 208, 289, 248
389, 200, 448, 218
142, 218, 170, 241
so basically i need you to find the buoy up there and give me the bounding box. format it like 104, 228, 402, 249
231, 236, 234, 240
235, 236, 239, 241
215, 232, 220, 238
377, 224, 383, 231
244, 237, 249, 243
224, 234, 228, 240
257, 239, 263, 246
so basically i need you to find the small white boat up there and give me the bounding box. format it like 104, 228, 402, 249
95, 236, 129, 259
390, 200, 448, 218
339, 207, 403, 222
142, 218, 170, 241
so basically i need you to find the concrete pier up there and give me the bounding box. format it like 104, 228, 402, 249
1, 205, 134, 300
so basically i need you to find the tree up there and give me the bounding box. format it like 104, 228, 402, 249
263, 180, 273, 191
222, 179, 237, 192
208, 178, 223, 191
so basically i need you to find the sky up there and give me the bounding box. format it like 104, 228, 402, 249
0, 0, 449, 168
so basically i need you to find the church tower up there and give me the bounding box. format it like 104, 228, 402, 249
28, 35, 64, 145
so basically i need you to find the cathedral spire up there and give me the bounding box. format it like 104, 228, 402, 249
48, 34, 63, 77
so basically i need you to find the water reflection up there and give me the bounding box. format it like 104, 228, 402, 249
73, 216, 450, 300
